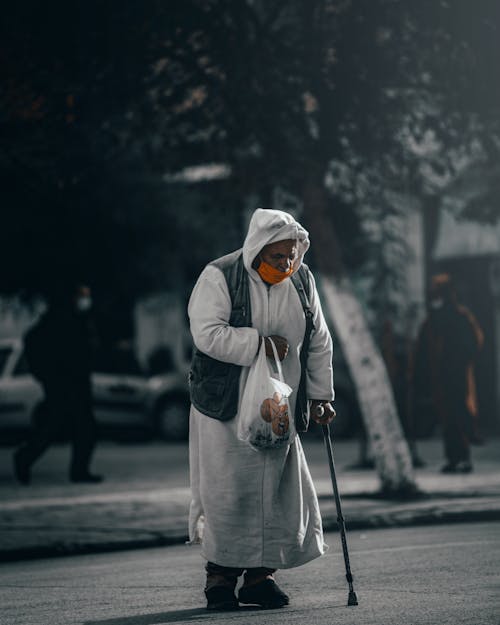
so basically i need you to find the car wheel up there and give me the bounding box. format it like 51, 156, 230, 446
155, 395, 190, 441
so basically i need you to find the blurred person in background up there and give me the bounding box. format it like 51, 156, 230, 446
188, 208, 335, 611
411, 274, 484, 473
13, 283, 103, 484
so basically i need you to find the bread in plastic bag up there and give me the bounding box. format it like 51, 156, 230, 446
237, 337, 295, 450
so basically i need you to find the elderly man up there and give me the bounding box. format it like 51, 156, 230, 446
188, 208, 335, 610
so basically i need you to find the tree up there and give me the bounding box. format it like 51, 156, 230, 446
3, 1, 499, 493
0, 1, 244, 316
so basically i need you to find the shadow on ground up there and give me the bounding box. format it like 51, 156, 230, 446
83, 603, 347, 624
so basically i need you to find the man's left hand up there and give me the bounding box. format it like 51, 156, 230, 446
310, 400, 336, 425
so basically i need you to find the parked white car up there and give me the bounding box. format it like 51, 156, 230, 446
0, 338, 190, 441
0, 338, 44, 431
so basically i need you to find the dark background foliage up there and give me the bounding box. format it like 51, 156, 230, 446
1, 1, 499, 333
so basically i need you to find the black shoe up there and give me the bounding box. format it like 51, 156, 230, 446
205, 586, 239, 611
13, 451, 31, 485
238, 579, 289, 609
70, 472, 103, 483
440, 463, 457, 474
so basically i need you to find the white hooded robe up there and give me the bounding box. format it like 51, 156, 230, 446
188, 208, 334, 569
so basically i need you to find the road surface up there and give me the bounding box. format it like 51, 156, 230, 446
1, 522, 499, 625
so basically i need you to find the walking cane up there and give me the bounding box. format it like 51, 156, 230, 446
317, 405, 358, 606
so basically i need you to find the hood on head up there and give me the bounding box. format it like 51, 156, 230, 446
242, 208, 310, 280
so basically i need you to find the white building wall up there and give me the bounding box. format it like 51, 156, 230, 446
134, 292, 190, 371
404, 206, 427, 340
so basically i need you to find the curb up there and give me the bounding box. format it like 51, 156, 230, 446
322, 507, 500, 532
0, 532, 187, 564
2, 506, 500, 563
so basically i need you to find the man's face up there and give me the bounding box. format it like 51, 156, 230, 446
259, 239, 298, 273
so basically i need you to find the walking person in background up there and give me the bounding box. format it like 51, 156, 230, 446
13, 283, 103, 485
188, 208, 335, 610
411, 274, 484, 473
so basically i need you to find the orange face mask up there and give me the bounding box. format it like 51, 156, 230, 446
257, 260, 294, 285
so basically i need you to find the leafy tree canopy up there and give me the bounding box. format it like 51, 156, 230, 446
1, 1, 499, 304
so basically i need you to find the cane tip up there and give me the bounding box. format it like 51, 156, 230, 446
348, 591, 358, 606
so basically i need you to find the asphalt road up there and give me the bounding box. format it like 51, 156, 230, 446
1, 522, 499, 625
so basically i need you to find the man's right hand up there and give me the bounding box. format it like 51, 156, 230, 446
263, 335, 289, 361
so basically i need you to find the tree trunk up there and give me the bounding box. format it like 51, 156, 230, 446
320, 277, 417, 495
303, 164, 418, 496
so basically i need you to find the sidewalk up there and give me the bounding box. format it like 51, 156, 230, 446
1, 436, 499, 562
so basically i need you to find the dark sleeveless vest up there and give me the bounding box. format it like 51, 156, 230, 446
189, 249, 315, 431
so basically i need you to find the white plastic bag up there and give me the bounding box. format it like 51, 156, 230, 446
237, 337, 295, 450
